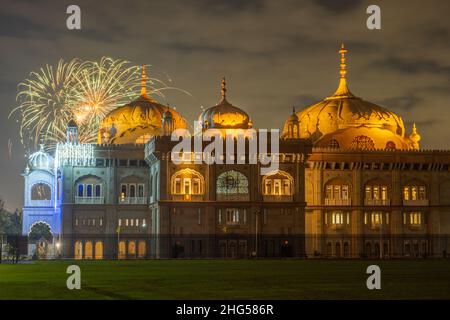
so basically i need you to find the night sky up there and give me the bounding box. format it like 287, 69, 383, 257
1, 0, 450, 210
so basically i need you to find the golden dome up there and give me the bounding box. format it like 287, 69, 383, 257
288, 44, 412, 150
98, 66, 187, 144
199, 78, 252, 131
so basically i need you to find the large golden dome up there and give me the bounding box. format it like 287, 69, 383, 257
286, 44, 418, 150
98, 67, 187, 144
199, 78, 252, 131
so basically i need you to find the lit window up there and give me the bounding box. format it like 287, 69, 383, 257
118, 219, 122, 226
31, 183, 52, 200
410, 212, 422, 226
226, 209, 240, 224
121, 184, 127, 197
78, 184, 84, 197
86, 184, 93, 197
331, 212, 344, 225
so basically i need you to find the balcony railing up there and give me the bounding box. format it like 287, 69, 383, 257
263, 194, 293, 202
364, 199, 391, 206
324, 198, 351, 206
75, 196, 104, 204
118, 197, 147, 204
403, 199, 429, 206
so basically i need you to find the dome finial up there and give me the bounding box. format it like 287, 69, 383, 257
330, 43, 354, 98
221, 77, 227, 100
141, 65, 147, 97
339, 43, 347, 79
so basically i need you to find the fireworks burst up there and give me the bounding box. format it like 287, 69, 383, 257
11, 57, 192, 152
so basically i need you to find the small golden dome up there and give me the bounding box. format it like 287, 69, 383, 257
98, 66, 187, 144
199, 78, 252, 131
287, 44, 412, 150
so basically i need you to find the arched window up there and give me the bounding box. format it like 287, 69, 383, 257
351, 135, 375, 150
95, 185, 102, 197
171, 169, 204, 195
328, 139, 340, 149
262, 170, 294, 196
403, 184, 426, 200
31, 183, 51, 200
324, 178, 351, 205
385, 141, 396, 150
217, 170, 249, 194
95, 241, 103, 260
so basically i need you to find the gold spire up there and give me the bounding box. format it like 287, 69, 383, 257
141, 65, 147, 97
339, 43, 347, 79
330, 43, 354, 99
409, 122, 421, 150
221, 77, 227, 101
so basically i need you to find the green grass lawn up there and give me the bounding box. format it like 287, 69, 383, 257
0, 259, 449, 300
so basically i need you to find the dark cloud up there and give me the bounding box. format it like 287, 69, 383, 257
378, 95, 423, 112
371, 56, 450, 76
312, 0, 364, 13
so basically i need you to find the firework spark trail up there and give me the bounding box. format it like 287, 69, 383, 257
10, 58, 193, 151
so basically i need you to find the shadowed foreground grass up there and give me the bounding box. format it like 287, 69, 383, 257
0, 259, 449, 299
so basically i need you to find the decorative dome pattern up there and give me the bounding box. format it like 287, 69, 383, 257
29, 144, 54, 170
284, 44, 417, 150
98, 66, 187, 144
199, 78, 252, 131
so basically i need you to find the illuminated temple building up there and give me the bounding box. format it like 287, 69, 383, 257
21, 45, 450, 259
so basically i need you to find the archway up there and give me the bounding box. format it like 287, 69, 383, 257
28, 222, 53, 259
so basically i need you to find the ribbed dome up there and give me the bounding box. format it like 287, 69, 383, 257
98, 66, 187, 144
286, 44, 413, 150
29, 144, 54, 170
199, 78, 252, 131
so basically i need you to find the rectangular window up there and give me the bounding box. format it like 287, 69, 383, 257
136, 219, 139, 227
283, 180, 290, 195
243, 209, 247, 224
403, 186, 410, 200
265, 180, 272, 195
193, 179, 200, 194
119, 159, 128, 166
75, 218, 79, 226
218, 209, 222, 225
325, 185, 332, 199
142, 219, 146, 227
99, 219, 103, 226
198, 209, 202, 225
121, 184, 127, 197
175, 178, 182, 194
95, 184, 102, 197
131, 219, 134, 227
129, 184, 136, 198
410, 212, 422, 225
138, 184, 144, 197
373, 186, 379, 200
125, 219, 129, 227
183, 178, 191, 195
92, 219, 96, 226
78, 184, 84, 197
274, 179, 281, 195
118, 219, 122, 227
364, 213, 367, 225
411, 186, 417, 200
332, 212, 344, 224
333, 185, 341, 200
419, 186, 426, 200
381, 186, 387, 200
342, 185, 349, 200
365, 186, 372, 200
86, 184, 93, 197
